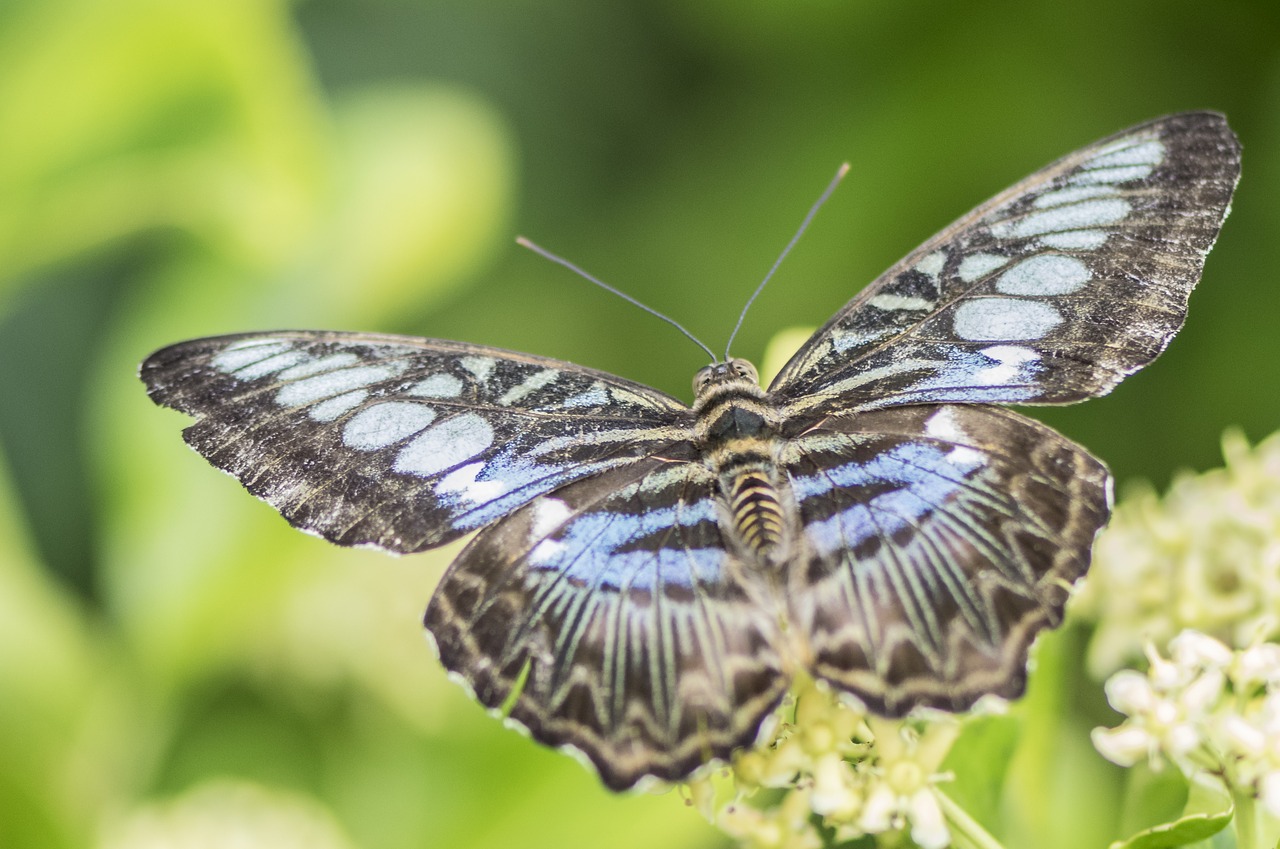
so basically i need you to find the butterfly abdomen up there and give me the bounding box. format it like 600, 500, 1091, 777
691, 360, 792, 559
726, 465, 786, 554
709, 433, 789, 557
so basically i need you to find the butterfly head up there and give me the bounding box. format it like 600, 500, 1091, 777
693, 358, 759, 397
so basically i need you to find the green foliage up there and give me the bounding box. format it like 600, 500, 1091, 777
1109, 785, 1233, 849
2, 0, 1280, 847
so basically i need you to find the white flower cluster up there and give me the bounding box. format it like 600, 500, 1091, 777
1093, 630, 1280, 817
1074, 430, 1280, 676
686, 679, 961, 849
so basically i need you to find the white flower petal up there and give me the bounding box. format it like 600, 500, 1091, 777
1235, 644, 1280, 688
1148, 653, 1184, 690
810, 754, 859, 818
1092, 725, 1154, 766
1104, 670, 1155, 715
1152, 698, 1180, 726
1262, 771, 1280, 819
1180, 668, 1226, 715
1171, 630, 1234, 670
908, 790, 951, 849
1165, 722, 1203, 757
1221, 714, 1267, 754
858, 784, 897, 833
1261, 692, 1280, 733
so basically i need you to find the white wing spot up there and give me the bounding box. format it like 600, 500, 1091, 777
948, 445, 984, 470
342, 401, 437, 450
990, 198, 1131, 238
996, 255, 1092, 296
233, 350, 308, 380
924, 407, 968, 441
924, 409, 984, 470
974, 344, 1039, 384
957, 253, 1010, 283
309, 390, 367, 422
869, 294, 933, 311
223, 338, 288, 351
1070, 165, 1156, 186
278, 353, 361, 381
810, 358, 936, 397
1038, 230, 1108, 250
212, 342, 293, 373
1033, 185, 1118, 208
499, 369, 560, 406
980, 344, 1039, 364
1084, 139, 1165, 170
436, 461, 507, 504
410, 373, 464, 398
529, 538, 568, 566
953, 298, 1062, 341
914, 251, 946, 278
562, 384, 609, 408
275, 364, 403, 407
831, 327, 893, 353
395, 413, 495, 477
459, 356, 496, 382
530, 498, 573, 538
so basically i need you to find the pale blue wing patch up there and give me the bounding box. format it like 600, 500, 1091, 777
425, 457, 789, 791
141, 331, 695, 553
781, 404, 1110, 715
772, 112, 1240, 412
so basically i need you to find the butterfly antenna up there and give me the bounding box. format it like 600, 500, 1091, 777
516, 236, 719, 363
723, 162, 850, 361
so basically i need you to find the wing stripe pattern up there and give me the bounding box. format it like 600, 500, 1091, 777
773, 112, 1240, 412
426, 458, 790, 790
140, 113, 1238, 790
143, 332, 693, 553
783, 405, 1110, 714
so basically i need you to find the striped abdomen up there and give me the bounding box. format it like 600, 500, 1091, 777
691, 358, 788, 559
726, 466, 786, 556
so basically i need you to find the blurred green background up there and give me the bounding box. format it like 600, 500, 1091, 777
2, 1, 1279, 847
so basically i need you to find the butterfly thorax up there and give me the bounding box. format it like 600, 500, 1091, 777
692, 359, 790, 560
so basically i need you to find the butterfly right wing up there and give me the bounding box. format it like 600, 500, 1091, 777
426, 453, 790, 791
141, 331, 693, 553
772, 112, 1240, 413
782, 404, 1109, 715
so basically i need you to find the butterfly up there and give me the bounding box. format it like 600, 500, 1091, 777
141, 112, 1240, 791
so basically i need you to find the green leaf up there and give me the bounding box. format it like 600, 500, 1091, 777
1108, 788, 1232, 849
942, 713, 1021, 829
1116, 766, 1191, 840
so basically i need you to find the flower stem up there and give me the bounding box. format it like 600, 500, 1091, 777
1233, 789, 1258, 849
936, 790, 1006, 849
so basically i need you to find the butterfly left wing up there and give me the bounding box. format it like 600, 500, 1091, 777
425, 454, 789, 790
771, 112, 1240, 412
141, 331, 693, 553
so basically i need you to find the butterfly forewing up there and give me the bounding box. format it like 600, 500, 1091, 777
142, 331, 693, 553
772, 112, 1240, 413
139, 112, 1240, 791
425, 455, 790, 790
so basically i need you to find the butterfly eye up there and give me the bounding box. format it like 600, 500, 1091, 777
693, 366, 714, 395
730, 359, 759, 384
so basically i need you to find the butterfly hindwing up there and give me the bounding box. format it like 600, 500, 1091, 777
142, 331, 693, 553
772, 111, 1241, 413
138, 112, 1240, 792
781, 404, 1110, 713
425, 454, 789, 790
